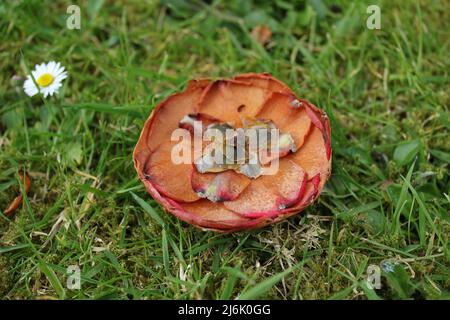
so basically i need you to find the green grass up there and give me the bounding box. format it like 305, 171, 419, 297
0, 0, 449, 300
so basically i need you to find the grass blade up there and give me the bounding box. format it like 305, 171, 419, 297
162, 229, 171, 277
130, 192, 165, 227
237, 264, 299, 300
38, 261, 66, 299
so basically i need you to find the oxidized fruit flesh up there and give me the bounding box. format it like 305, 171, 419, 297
133, 73, 332, 232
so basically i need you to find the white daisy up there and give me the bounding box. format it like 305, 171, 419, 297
23, 61, 68, 98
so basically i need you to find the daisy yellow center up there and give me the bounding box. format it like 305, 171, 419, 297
37, 73, 54, 87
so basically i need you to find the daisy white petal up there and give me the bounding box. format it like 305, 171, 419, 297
54, 62, 61, 72
55, 72, 68, 82
34, 64, 42, 73
37, 63, 46, 75
31, 70, 39, 80
47, 82, 61, 94
50, 61, 58, 74
55, 66, 66, 77
23, 78, 39, 96
42, 87, 50, 98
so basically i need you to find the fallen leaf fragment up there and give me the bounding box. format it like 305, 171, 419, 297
251, 25, 273, 46
3, 171, 31, 217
